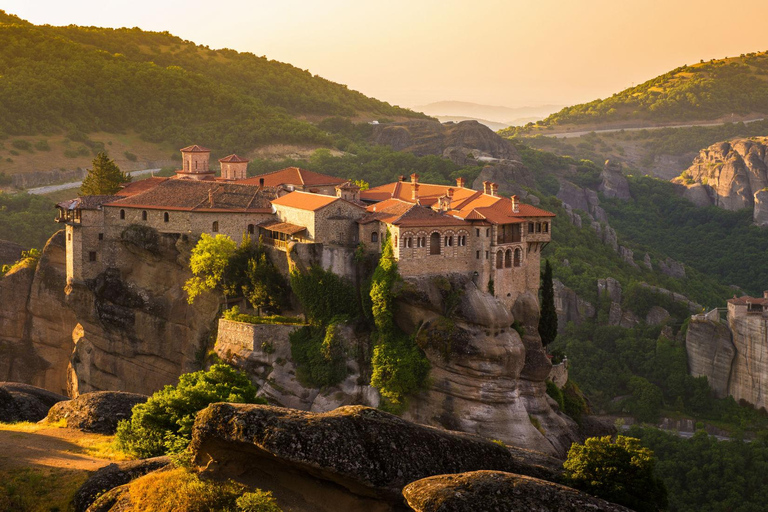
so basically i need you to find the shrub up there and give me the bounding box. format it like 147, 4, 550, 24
562, 380, 588, 422
289, 323, 348, 388
545, 380, 565, 410
236, 491, 282, 512
563, 435, 667, 512
124, 151, 138, 161
290, 265, 358, 324
11, 139, 32, 151
115, 364, 264, 457
33, 140, 50, 151
222, 306, 304, 325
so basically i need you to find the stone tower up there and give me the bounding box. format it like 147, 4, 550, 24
177, 145, 214, 180
219, 154, 249, 181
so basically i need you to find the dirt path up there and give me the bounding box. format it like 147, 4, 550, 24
0, 427, 115, 471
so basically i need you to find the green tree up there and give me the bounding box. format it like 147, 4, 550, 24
538, 259, 558, 347
115, 364, 264, 457
184, 234, 237, 304
564, 435, 667, 512
244, 252, 288, 315
80, 152, 131, 195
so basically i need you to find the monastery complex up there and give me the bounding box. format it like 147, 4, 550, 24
57, 145, 554, 307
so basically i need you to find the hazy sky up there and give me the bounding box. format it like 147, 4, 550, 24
4, 0, 768, 109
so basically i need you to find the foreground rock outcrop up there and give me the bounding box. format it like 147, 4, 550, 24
74, 456, 170, 512
675, 137, 768, 225
402, 470, 631, 512
0, 382, 67, 422
191, 403, 564, 510
46, 391, 148, 434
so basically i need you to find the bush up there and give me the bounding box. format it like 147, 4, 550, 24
289, 324, 348, 388
124, 151, 138, 161
564, 435, 667, 512
222, 306, 304, 326
290, 265, 358, 324
119, 466, 282, 512
562, 380, 588, 422
545, 380, 565, 410
33, 140, 50, 151
11, 139, 32, 151
115, 364, 264, 457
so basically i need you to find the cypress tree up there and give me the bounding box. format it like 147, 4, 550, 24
538, 259, 558, 347
80, 152, 131, 195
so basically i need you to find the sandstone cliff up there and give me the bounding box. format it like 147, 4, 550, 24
675, 137, 768, 225
0, 229, 220, 397
686, 312, 768, 408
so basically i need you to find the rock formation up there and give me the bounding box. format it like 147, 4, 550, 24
675, 137, 768, 225
0, 382, 67, 422
754, 188, 768, 226
0, 229, 220, 397
599, 160, 631, 200
403, 470, 631, 512
686, 309, 768, 408
392, 275, 578, 456
0, 239, 22, 266
74, 456, 170, 512
46, 391, 148, 434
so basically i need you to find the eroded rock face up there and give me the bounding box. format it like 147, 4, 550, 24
0, 239, 22, 266
191, 403, 563, 505
0, 382, 67, 422
599, 160, 631, 200
395, 275, 579, 457
754, 188, 768, 226
676, 138, 768, 219
686, 318, 735, 398
403, 471, 631, 512
46, 391, 148, 434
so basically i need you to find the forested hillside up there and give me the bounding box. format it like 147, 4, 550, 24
0, 11, 423, 154
505, 51, 768, 133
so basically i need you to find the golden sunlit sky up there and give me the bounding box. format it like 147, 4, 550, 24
4, 0, 768, 109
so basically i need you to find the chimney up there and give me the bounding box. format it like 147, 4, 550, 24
447, 187, 454, 198
489, 182, 498, 197
259, 177, 265, 189
764, 290, 768, 299
456, 177, 465, 188
412, 181, 420, 201
399, 175, 406, 182
511, 195, 519, 213
208, 189, 214, 208
410, 173, 419, 183
483, 181, 490, 194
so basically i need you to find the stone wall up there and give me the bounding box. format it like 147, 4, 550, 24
548, 361, 568, 388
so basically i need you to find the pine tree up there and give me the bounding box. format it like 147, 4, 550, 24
538, 259, 558, 347
80, 152, 131, 195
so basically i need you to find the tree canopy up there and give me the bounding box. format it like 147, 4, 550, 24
79, 152, 131, 195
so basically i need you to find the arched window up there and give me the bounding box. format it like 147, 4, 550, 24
496, 251, 503, 269
430, 232, 441, 255
371, 232, 378, 243
406, 237, 412, 248
247, 224, 255, 235
445, 235, 453, 247
505, 249, 512, 268
164, 212, 169, 223
514, 248, 522, 267
120, 209, 125, 220
212, 221, 219, 232
142, 210, 147, 221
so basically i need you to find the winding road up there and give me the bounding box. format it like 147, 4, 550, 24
26, 168, 161, 195
549, 117, 766, 139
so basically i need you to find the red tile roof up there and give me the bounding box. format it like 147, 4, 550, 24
218, 154, 249, 163
237, 167, 346, 188
117, 177, 168, 197
271, 191, 348, 212
105, 180, 275, 212
359, 199, 465, 227
180, 145, 210, 153
259, 220, 306, 235
728, 295, 768, 306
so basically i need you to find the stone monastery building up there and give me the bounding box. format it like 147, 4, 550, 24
57, 145, 554, 307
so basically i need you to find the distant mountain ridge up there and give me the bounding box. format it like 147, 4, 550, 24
415, 101, 563, 126
0, 10, 424, 154
509, 51, 768, 133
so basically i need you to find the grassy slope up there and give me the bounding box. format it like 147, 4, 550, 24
0, 10, 425, 160
504, 51, 768, 135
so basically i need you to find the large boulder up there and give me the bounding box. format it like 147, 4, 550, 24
0, 382, 68, 422
403, 471, 631, 512
0, 239, 22, 266
46, 391, 148, 434
74, 456, 170, 512
191, 403, 563, 506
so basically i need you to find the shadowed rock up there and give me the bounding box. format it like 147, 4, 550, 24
0, 382, 68, 422
190, 403, 563, 504
46, 391, 148, 434
74, 456, 170, 512
402, 470, 631, 512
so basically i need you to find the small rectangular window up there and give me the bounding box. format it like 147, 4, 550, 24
476, 250, 480, 259
98, 233, 104, 240
485, 251, 489, 259
88, 251, 97, 262
486, 228, 490, 237
528, 222, 534, 233
476, 229, 480, 237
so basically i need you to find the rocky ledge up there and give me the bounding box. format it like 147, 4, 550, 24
402, 470, 631, 512
190, 403, 563, 508
0, 381, 68, 422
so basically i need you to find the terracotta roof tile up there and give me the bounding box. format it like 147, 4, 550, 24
117, 177, 168, 197
259, 220, 306, 235
728, 295, 768, 306
180, 145, 210, 153
218, 154, 249, 163
105, 180, 275, 212
271, 191, 343, 212
237, 167, 346, 188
